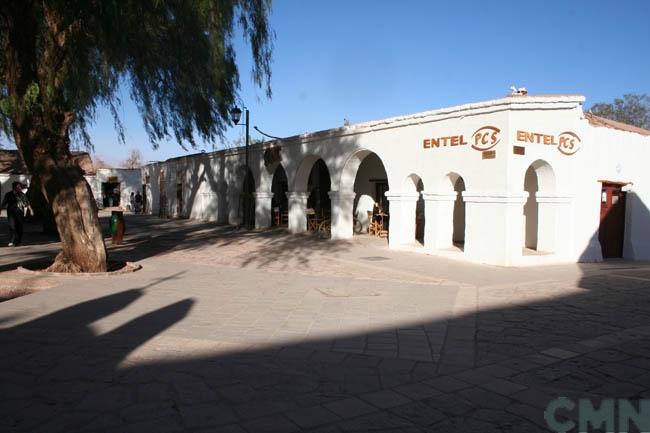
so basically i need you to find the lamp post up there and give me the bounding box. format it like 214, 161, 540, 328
230, 106, 252, 228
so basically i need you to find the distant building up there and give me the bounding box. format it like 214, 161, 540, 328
142, 94, 650, 266
0, 149, 141, 212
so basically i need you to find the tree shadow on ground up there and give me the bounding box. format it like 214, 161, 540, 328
107, 214, 355, 271
1, 261, 650, 433
1, 213, 354, 274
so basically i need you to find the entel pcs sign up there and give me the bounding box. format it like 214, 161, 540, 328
422, 125, 501, 151
141, 94, 650, 266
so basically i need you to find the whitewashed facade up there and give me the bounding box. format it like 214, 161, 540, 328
142, 95, 650, 266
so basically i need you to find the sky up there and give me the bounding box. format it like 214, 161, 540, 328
22, 0, 650, 166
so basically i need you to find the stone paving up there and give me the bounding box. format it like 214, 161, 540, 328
1, 215, 650, 432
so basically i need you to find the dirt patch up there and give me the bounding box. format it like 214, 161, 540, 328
0, 277, 59, 302
17, 260, 141, 276
0, 288, 35, 302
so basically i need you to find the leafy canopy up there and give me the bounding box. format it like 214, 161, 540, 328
0, 0, 273, 149
589, 94, 650, 130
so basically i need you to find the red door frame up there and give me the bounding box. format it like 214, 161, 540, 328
598, 181, 628, 259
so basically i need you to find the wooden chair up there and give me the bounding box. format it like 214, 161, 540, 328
377, 213, 389, 238
306, 208, 320, 231
273, 207, 280, 226
367, 210, 380, 236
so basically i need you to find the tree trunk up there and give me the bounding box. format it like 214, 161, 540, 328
41, 156, 107, 273
15, 128, 108, 273
27, 173, 58, 236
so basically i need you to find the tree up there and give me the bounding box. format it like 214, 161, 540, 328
0, 1, 273, 272
589, 93, 650, 130
122, 149, 143, 169
93, 157, 112, 170
226, 136, 266, 149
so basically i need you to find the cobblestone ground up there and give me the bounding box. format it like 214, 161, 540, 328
1, 215, 650, 432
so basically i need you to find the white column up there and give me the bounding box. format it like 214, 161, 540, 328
385, 191, 420, 247
329, 191, 356, 240
254, 192, 274, 229
421, 192, 457, 250
536, 194, 572, 257
462, 192, 528, 266
287, 192, 309, 234
228, 191, 240, 225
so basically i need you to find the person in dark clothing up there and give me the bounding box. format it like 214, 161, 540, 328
1, 182, 32, 246
134, 192, 143, 214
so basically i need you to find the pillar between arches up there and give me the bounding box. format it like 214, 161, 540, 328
329, 191, 357, 240
535, 194, 572, 258
254, 192, 274, 229
385, 191, 420, 247
287, 192, 310, 234
421, 192, 457, 250
461, 192, 528, 265
228, 190, 240, 225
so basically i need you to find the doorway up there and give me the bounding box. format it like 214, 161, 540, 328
176, 183, 183, 217
158, 172, 167, 218
142, 184, 148, 214
599, 182, 627, 258
452, 176, 466, 249
415, 179, 424, 244
102, 181, 120, 207
271, 165, 288, 226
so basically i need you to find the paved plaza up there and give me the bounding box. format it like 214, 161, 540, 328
2, 215, 650, 432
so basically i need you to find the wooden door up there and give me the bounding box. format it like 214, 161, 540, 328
599, 183, 626, 258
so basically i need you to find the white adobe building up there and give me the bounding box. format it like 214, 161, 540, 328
142, 94, 650, 266
1, 150, 141, 212
86, 168, 142, 210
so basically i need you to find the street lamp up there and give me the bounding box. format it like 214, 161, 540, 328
231, 106, 252, 228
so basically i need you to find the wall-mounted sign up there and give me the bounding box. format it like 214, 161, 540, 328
423, 125, 501, 152
471, 126, 501, 151
423, 135, 468, 148
515, 130, 581, 155
482, 150, 496, 160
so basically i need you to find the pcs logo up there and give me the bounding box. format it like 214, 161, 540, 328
557, 131, 581, 155
471, 126, 501, 151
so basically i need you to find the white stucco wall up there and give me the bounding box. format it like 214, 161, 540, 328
140, 95, 650, 266
86, 168, 142, 210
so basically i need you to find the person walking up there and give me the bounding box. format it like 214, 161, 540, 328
134, 191, 143, 214
129, 191, 135, 212
1, 182, 32, 247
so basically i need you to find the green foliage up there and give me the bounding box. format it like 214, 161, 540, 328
589, 94, 650, 130
23, 82, 41, 111
0, 0, 274, 149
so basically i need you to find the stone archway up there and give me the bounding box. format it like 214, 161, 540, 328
350, 152, 389, 235
288, 156, 331, 234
